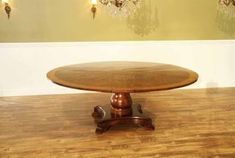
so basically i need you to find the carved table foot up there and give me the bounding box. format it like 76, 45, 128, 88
92, 103, 155, 134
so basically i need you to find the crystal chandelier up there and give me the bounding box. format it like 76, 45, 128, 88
217, 0, 235, 17
91, 0, 140, 18
219, 0, 235, 6
127, 0, 158, 36
216, 0, 235, 34
1, 0, 11, 19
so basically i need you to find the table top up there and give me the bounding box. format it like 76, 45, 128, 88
47, 61, 198, 93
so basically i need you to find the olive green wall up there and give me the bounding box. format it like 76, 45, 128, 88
0, 0, 234, 42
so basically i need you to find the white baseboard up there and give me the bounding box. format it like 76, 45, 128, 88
0, 85, 228, 97
0, 88, 81, 97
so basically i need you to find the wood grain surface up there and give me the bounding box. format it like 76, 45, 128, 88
47, 61, 198, 93
1, 88, 235, 158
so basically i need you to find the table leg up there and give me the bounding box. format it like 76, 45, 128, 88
92, 93, 155, 134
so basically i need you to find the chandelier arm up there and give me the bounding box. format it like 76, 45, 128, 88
223, 0, 231, 6
132, 0, 139, 5
94, 0, 140, 18
232, 0, 235, 5
99, 0, 109, 5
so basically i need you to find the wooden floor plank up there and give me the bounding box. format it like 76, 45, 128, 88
0, 88, 235, 158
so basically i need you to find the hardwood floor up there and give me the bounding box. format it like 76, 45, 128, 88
0, 88, 235, 158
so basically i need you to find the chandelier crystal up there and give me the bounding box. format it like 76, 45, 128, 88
216, 0, 235, 34
217, 0, 235, 17
127, 0, 158, 36
91, 0, 140, 18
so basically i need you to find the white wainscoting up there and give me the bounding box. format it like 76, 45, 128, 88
0, 40, 235, 96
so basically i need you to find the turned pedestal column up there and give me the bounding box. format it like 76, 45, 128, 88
92, 92, 154, 134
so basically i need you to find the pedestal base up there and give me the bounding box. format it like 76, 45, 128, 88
92, 104, 155, 134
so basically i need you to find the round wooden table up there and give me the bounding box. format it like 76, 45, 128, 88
47, 61, 198, 134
